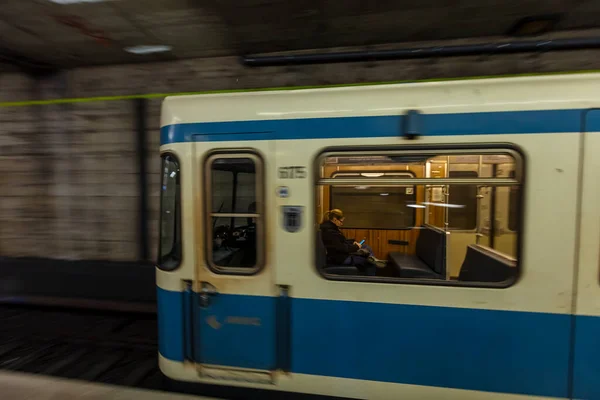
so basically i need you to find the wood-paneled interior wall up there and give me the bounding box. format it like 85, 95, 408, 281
317, 163, 450, 259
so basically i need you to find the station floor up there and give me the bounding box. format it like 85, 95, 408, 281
0, 371, 214, 400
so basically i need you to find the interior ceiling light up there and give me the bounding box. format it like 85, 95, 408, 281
422, 201, 465, 209
361, 172, 384, 177
124, 45, 172, 55
49, 0, 105, 4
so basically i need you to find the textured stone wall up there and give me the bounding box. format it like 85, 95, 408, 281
1, 37, 600, 262
0, 99, 140, 261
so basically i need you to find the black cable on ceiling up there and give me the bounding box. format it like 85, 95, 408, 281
241, 36, 600, 66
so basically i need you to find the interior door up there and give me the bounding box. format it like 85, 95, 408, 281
192, 137, 279, 373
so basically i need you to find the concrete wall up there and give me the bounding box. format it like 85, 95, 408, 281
0, 100, 141, 261
2, 38, 600, 262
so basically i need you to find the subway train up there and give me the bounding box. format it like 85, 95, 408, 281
156, 72, 600, 400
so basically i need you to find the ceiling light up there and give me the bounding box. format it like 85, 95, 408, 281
506, 14, 562, 37
380, 193, 389, 196
422, 202, 465, 209
48, 0, 105, 4
361, 172, 384, 178
355, 186, 369, 190
124, 45, 173, 55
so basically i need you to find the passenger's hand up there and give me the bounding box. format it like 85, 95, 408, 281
354, 241, 362, 249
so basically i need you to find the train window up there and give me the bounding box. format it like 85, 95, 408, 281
158, 154, 181, 271
315, 149, 522, 287
330, 172, 416, 229
205, 153, 263, 273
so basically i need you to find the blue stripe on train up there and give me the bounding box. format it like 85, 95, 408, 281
572, 315, 600, 400
157, 287, 185, 362
157, 288, 600, 398
160, 108, 593, 145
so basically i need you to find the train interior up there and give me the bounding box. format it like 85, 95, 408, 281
316, 152, 520, 283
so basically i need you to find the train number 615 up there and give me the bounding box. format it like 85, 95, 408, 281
278, 166, 307, 179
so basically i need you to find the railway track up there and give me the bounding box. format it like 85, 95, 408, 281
0, 305, 163, 390
0, 305, 334, 400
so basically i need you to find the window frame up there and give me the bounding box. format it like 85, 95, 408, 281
313, 144, 525, 289
329, 170, 417, 230
203, 149, 265, 275
157, 152, 182, 271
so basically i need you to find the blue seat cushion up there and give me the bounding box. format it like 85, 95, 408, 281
388, 252, 442, 279
415, 227, 446, 275
458, 244, 516, 282
323, 265, 361, 275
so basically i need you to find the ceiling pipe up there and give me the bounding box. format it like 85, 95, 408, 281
241, 36, 600, 67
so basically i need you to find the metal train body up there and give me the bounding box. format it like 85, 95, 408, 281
157, 73, 600, 400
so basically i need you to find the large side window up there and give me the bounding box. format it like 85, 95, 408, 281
158, 154, 181, 270
205, 153, 263, 273
315, 149, 522, 287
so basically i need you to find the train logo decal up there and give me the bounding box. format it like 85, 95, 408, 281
206, 315, 261, 329
225, 316, 261, 326
276, 186, 290, 198
282, 206, 303, 233
206, 315, 222, 330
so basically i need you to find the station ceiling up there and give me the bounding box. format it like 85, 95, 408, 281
1, 0, 600, 74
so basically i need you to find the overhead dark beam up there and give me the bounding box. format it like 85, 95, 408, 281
242, 36, 600, 67
0, 47, 58, 77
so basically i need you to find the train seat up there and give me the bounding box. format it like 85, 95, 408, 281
315, 230, 362, 276
458, 244, 516, 282
388, 225, 446, 279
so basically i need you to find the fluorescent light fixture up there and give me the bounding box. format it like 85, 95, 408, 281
49, 0, 105, 3
380, 193, 389, 196
354, 186, 369, 190
124, 45, 173, 55
361, 172, 384, 178
422, 201, 465, 209
407, 204, 426, 208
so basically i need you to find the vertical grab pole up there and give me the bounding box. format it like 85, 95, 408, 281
489, 164, 498, 249
475, 155, 484, 245
424, 162, 431, 225
444, 157, 450, 280
444, 156, 450, 231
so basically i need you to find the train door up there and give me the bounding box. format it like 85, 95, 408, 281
572, 109, 600, 399
191, 137, 279, 379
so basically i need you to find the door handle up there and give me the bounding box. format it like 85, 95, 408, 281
199, 282, 218, 308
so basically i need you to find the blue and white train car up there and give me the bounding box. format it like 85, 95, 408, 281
156, 73, 600, 399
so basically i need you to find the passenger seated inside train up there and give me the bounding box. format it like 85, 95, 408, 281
320, 209, 387, 275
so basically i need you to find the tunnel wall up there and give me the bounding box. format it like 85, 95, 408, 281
1, 36, 600, 307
